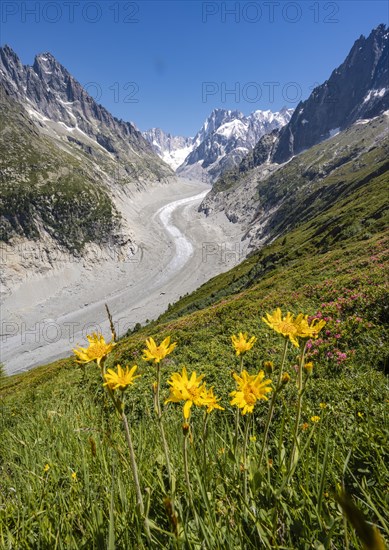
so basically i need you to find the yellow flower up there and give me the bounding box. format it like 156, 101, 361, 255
357, 411, 364, 418
71, 471, 77, 481
231, 332, 257, 356
311, 416, 320, 423
296, 316, 326, 339
73, 333, 116, 366
43, 463, 50, 473
202, 386, 224, 414
302, 422, 309, 430
230, 370, 272, 415
143, 336, 177, 364
165, 367, 207, 419
320, 402, 327, 409
250, 436, 257, 443
262, 308, 300, 347
103, 364, 140, 391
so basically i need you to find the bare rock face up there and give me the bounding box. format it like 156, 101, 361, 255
273, 24, 389, 163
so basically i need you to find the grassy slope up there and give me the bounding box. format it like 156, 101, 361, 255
0, 128, 388, 547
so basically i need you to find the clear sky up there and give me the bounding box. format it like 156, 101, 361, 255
1, 1, 388, 135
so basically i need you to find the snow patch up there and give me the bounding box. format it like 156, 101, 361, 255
216, 119, 247, 139
363, 88, 387, 103
26, 108, 50, 123
161, 144, 195, 171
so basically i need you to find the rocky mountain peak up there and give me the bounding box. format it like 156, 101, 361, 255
0, 45, 173, 182
33, 51, 66, 78
194, 108, 244, 146
178, 107, 293, 182
273, 23, 388, 163
0, 45, 24, 86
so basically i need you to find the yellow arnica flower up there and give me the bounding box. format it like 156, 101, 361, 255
165, 367, 207, 419
296, 316, 326, 339
73, 333, 116, 366
311, 415, 321, 423
230, 370, 272, 415
143, 336, 177, 364
202, 386, 224, 414
103, 364, 140, 391
262, 308, 301, 347
231, 332, 257, 356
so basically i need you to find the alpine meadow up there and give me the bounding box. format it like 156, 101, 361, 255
0, 5, 388, 550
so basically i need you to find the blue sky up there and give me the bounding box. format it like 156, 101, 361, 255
1, 1, 388, 135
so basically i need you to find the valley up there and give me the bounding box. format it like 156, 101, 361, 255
1, 178, 244, 375
0, 21, 388, 549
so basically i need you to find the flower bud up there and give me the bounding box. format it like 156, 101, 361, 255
263, 360, 274, 374
281, 372, 291, 385
182, 423, 190, 436
304, 362, 314, 375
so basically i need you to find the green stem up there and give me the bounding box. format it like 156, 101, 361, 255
183, 432, 191, 497
239, 355, 244, 374
155, 363, 172, 489
288, 345, 306, 476
243, 414, 251, 505
100, 369, 151, 543
202, 412, 209, 474
121, 410, 152, 542
183, 427, 198, 527
233, 355, 244, 454
258, 339, 289, 468
121, 412, 144, 512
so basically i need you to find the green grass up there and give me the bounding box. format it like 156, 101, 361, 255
1, 110, 388, 548
1, 222, 388, 548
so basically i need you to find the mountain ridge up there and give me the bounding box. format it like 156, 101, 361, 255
200, 24, 389, 243
273, 23, 389, 163
143, 107, 293, 182
0, 45, 174, 294
0, 44, 173, 183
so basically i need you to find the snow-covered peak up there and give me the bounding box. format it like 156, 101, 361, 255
143, 128, 194, 170
144, 107, 293, 180
193, 108, 245, 147
216, 119, 247, 139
